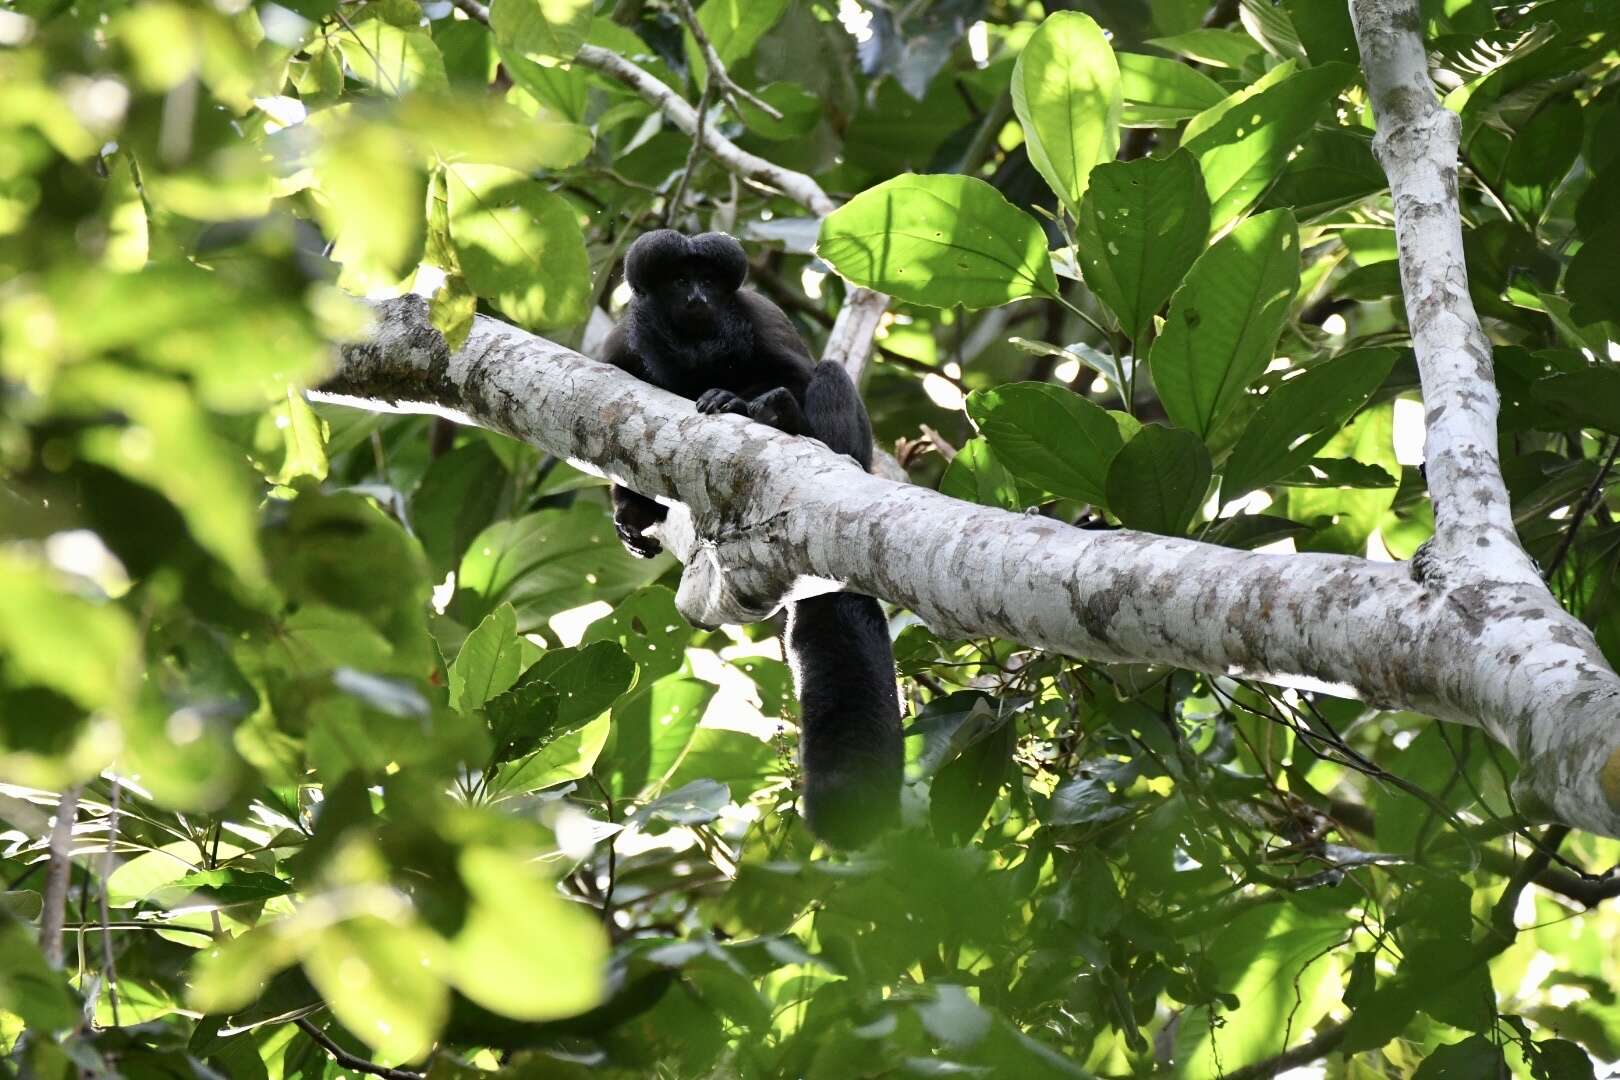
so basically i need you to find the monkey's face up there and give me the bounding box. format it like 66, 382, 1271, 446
624, 230, 750, 336
655, 260, 734, 334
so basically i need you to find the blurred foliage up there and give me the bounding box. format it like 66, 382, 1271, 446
2, 0, 1620, 1077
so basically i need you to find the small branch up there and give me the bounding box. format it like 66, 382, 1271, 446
447, 0, 489, 23
664, 76, 716, 227
822, 285, 890, 385
1543, 436, 1619, 581
1219, 1023, 1346, 1080
39, 785, 81, 969
574, 44, 837, 216
98, 779, 123, 1026
294, 1018, 425, 1080
674, 0, 782, 121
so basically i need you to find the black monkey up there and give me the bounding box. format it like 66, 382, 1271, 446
600, 229, 903, 849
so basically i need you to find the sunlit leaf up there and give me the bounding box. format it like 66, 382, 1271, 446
450, 847, 607, 1021
445, 163, 591, 330
1077, 148, 1210, 345
1150, 209, 1300, 439
490, 0, 594, 65
817, 174, 1059, 309
1104, 424, 1212, 535
967, 382, 1138, 507
1010, 11, 1122, 215
450, 603, 525, 713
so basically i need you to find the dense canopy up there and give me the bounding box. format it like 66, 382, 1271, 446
3, 0, 1620, 1078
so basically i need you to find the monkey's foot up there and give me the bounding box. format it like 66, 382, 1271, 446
745, 387, 804, 434
614, 520, 664, 559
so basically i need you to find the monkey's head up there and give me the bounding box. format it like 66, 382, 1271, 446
624, 229, 749, 334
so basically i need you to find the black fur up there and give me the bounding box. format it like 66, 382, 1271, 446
602, 229, 903, 848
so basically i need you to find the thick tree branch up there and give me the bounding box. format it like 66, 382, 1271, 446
319, 296, 1620, 838
1349, 0, 1529, 580
570, 43, 888, 383
1348, 0, 1620, 829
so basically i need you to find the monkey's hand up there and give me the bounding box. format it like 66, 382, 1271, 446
695, 389, 749, 415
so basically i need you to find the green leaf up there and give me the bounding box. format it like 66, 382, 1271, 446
1173, 906, 1348, 1078
1147, 28, 1266, 70
580, 586, 694, 685
687, 0, 791, 86
1185, 62, 1355, 228
445, 163, 591, 331
490, 713, 612, 795
525, 639, 638, 731
0, 916, 81, 1031
304, 917, 449, 1067
452, 505, 664, 634
1340, 980, 1422, 1051
1077, 148, 1210, 344
1117, 53, 1226, 128
66, 366, 268, 587
1412, 1036, 1507, 1079
967, 383, 1135, 507
0, 551, 136, 713
938, 437, 1022, 510
1222, 348, 1398, 498
0, 892, 42, 919
817, 174, 1059, 309
930, 716, 1015, 846
314, 123, 426, 289
1010, 11, 1122, 215
638, 778, 732, 827
1104, 424, 1212, 535
410, 440, 510, 578
450, 603, 525, 713
596, 676, 714, 800
1499, 95, 1582, 221
488, 0, 593, 65
1150, 208, 1300, 439
268, 388, 329, 486
336, 22, 448, 96
485, 679, 561, 762
1565, 219, 1620, 327
450, 847, 607, 1020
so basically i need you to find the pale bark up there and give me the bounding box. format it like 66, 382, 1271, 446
320, 293, 1620, 838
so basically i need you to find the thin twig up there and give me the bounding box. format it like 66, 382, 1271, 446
1543, 437, 1619, 581
294, 1018, 426, 1080
1218, 1023, 1347, 1080
98, 779, 122, 1026
39, 786, 81, 969
447, 0, 489, 23
674, 0, 782, 120
664, 76, 716, 227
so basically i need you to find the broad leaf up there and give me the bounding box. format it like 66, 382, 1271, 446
449, 603, 524, 713
966, 383, 1137, 507
1010, 11, 1121, 215
1104, 424, 1212, 536
488, 0, 593, 65
1077, 149, 1210, 345
450, 847, 607, 1020
1222, 348, 1399, 498
1118, 53, 1226, 128
445, 163, 591, 331
1150, 209, 1300, 439
1185, 62, 1355, 228
817, 174, 1058, 309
